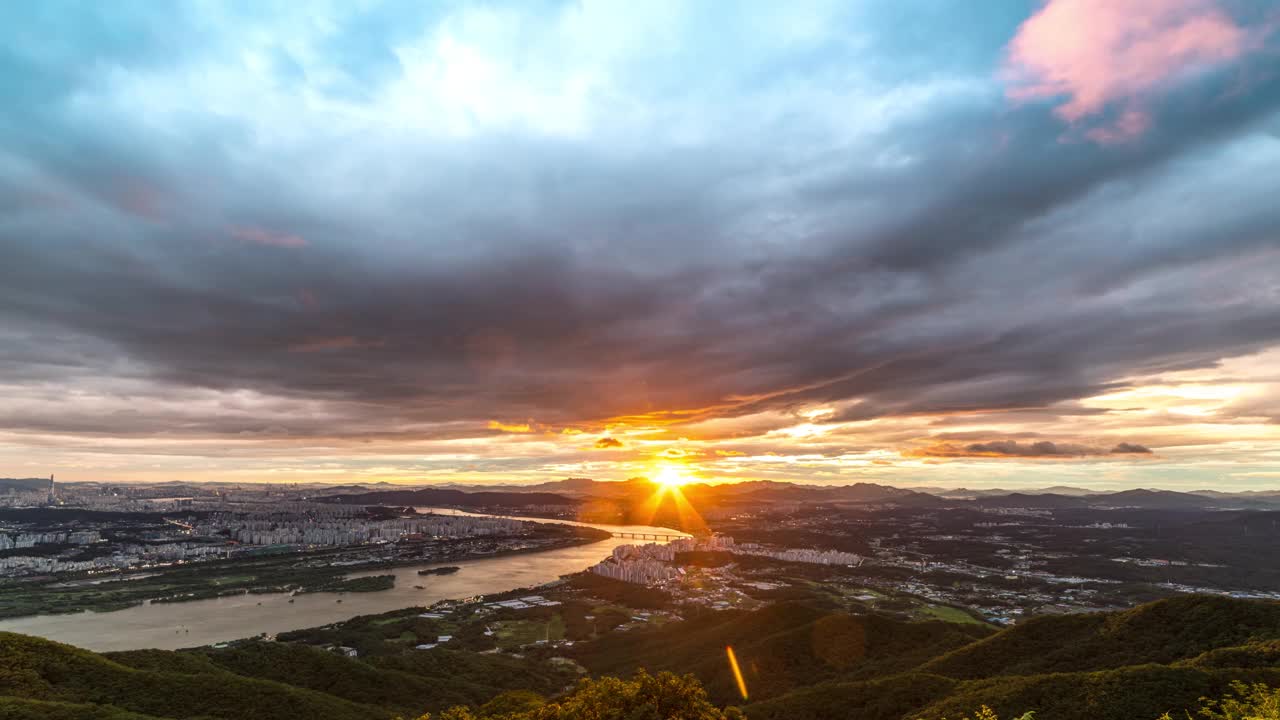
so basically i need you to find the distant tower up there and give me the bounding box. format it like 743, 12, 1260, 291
47, 474, 56, 505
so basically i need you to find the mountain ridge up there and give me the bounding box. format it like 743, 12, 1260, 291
316, 480, 1280, 512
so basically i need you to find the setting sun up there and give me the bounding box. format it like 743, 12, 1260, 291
652, 465, 693, 488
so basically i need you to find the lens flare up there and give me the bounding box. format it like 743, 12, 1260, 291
726, 645, 748, 700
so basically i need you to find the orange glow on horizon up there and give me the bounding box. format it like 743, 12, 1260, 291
635, 462, 709, 535
487, 420, 534, 433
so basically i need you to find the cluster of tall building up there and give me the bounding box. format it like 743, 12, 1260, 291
672, 534, 861, 566
0, 555, 102, 574
0, 494, 533, 578
0, 541, 225, 575
0, 530, 102, 549
590, 544, 681, 584
191, 510, 525, 547
589, 533, 862, 586
666, 534, 737, 554
0, 489, 54, 508
0, 510, 527, 577
734, 545, 862, 566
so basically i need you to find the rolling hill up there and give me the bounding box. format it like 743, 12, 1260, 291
565, 595, 1280, 720
746, 596, 1280, 720
0, 631, 575, 720
918, 595, 1280, 678
0, 477, 50, 493
2, 596, 1279, 720
568, 601, 992, 702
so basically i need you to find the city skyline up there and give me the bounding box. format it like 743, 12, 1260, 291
3, 1, 1280, 490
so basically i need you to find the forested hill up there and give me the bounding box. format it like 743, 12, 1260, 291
0, 630, 577, 720
2, 596, 1279, 720
744, 596, 1280, 720
0, 477, 49, 492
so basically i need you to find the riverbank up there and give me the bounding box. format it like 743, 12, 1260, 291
0, 515, 672, 651
0, 523, 608, 620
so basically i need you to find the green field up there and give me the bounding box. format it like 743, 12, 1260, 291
492, 616, 566, 648
918, 603, 986, 625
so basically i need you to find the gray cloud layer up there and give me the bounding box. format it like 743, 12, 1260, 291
915, 440, 1154, 459
1, 0, 1279, 450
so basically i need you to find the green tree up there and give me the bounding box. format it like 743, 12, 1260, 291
1160, 682, 1280, 720
933, 708, 1035, 720
477, 690, 545, 717
411, 670, 743, 720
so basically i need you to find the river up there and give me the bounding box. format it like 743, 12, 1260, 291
0, 511, 686, 652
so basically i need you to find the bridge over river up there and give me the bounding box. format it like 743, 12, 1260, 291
610, 531, 686, 541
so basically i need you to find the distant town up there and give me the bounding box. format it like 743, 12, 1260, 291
3, 476, 1278, 632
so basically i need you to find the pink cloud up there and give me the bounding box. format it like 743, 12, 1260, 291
1004, 0, 1267, 139
230, 225, 307, 248
1085, 108, 1152, 144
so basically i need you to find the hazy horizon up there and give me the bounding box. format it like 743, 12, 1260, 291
10, 473, 1278, 496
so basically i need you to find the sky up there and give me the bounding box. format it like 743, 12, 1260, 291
2, 0, 1280, 491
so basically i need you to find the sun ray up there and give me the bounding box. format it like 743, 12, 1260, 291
636, 462, 709, 535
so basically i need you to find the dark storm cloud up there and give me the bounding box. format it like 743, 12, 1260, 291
911, 439, 1155, 459
967, 441, 1093, 456
2, 0, 1279, 445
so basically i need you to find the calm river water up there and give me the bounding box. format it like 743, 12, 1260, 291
0, 510, 686, 652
